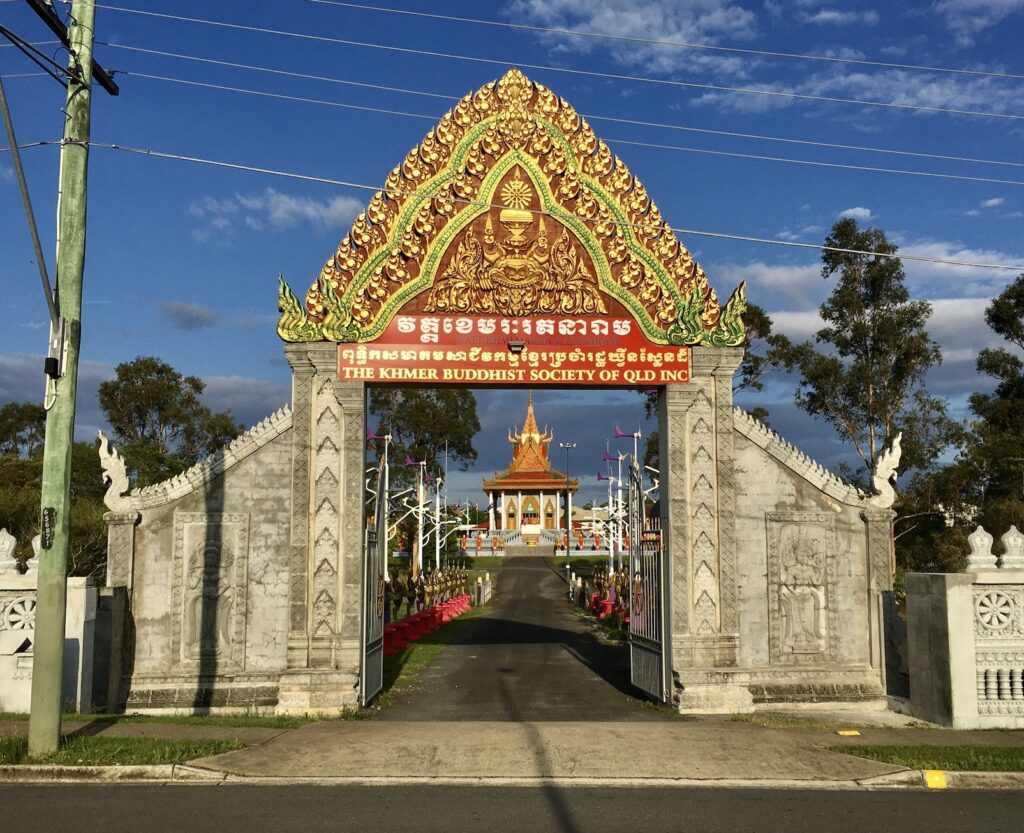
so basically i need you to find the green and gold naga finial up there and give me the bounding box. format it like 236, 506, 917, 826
277, 275, 321, 342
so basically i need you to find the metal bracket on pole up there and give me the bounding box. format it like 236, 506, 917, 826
45, 317, 68, 380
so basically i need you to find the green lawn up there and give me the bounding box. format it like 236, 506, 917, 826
832, 745, 1024, 772
0, 735, 244, 766
0, 712, 342, 728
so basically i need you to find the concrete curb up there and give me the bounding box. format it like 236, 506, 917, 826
2, 765, 1024, 789
0, 764, 226, 783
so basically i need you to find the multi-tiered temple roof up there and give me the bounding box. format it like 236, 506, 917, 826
483, 394, 578, 494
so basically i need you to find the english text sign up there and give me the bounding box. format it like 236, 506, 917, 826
338, 315, 690, 386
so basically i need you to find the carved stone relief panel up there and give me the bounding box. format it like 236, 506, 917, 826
311, 377, 342, 640
767, 512, 838, 665
0, 593, 36, 632
171, 512, 250, 670
973, 586, 1024, 714
713, 372, 738, 633
286, 355, 314, 637
337, 381, 367, 643
689, 388, 720, 636
974, 586, 1024, 639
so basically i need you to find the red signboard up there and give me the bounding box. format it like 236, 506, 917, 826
338, 314, 690, 386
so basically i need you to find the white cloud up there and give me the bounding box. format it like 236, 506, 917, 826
692, 63, 1024, 119
897, 237, 1024, 298
802, 9, 879, 26
715, 259, 822, 308
839, 206, 873, 221
507, 0, 759, 78
963, 209, 982, 217
763, 309, 823, 341
1, 164, 14, 182
933, 0, 1024, 46
981, 197, 1005, 208
187, 188, 362, 241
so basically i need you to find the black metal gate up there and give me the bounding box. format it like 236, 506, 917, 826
627, 461, 669, 702
360, 457, 387, 704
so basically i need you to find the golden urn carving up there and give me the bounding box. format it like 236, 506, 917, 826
424, 168, 607, 316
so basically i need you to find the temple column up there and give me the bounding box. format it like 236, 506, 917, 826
539, 491, 546, 528
488, 495, 496, 532
659, 345, 746, 713
517, 491, 523, 529
279, 343, 364, 713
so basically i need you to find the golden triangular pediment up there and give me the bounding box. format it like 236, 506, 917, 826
278, 68, 745, 346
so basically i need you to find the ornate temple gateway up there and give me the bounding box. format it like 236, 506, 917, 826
101, 70, 897, 714
483, 394, 577, 535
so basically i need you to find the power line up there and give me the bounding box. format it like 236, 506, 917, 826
304, 0, 1024, 82
91, 4, 1024, 122
102, 42, 1024, 171
85, 139, 1024, 272
0, 139, 59, 152
115, 70, 1024, 189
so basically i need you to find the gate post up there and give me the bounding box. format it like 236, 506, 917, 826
660, 346, 750, 711
278, 344, 364, 712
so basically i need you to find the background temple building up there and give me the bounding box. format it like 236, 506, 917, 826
483, 395, 578, 536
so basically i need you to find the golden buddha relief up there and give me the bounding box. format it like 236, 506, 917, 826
424, 167, 607, 316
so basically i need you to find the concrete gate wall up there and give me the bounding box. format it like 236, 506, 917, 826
103, 344, 890, 713
659, 348, 889, 712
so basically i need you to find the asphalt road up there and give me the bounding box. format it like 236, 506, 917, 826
377, 556, 667, 720
5, 785, 1024, 833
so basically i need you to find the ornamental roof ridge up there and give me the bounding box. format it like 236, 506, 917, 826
277, 68, 747, 347
131, 406, 293, 509
731, 407, 863, 505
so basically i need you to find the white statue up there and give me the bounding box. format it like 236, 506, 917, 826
868, 432, 902, 509
0, 528, 17, 573
98, 429, 132, 512
26, 534, 40, 574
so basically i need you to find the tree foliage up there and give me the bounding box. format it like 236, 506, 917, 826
368, 387, 480, 486
98, 356, 243, 487
783, 219, 951, 481
0, 404, 107, 577
896, 273, 1024, 572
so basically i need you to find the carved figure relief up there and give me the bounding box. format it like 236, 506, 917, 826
767, 513, 838, 664
171, 513, 249, 669
424, 167, 607, 316
778, 530, 827, 654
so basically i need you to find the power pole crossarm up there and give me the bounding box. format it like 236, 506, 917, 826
28, 0, 96, 758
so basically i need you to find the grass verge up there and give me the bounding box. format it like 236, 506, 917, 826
831, 745, 1024, 772
729, 713, 866, 731
0, 712, 341, 728
374, 602, 491, 710
0, 735, 245, 766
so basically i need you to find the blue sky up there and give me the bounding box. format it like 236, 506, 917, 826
1, 0, 1022, 505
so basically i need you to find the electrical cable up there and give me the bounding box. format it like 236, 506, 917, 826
85, 140, 1024, 272
101, 42, 1024, 171
303, 0, 1024, 82
90, 4, 1024, 121
115, 71, 1024, 188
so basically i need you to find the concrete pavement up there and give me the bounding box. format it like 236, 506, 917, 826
5, 557, 1024, 788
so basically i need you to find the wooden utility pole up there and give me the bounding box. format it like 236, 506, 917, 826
28, 0, 96, 757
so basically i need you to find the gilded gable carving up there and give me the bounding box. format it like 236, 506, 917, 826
277, 69, 745, 347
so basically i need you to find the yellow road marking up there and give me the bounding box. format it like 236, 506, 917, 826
835, 730, 862, 736
924, 770, 948, 789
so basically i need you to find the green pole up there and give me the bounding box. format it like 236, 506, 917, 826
28, 0, 95, 758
